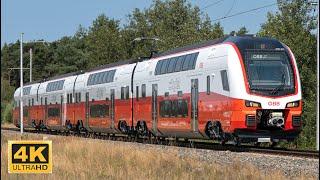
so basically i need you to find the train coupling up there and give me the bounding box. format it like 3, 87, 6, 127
267, 112, 284, 128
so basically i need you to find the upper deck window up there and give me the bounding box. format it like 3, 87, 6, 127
87, 69, 116, 86
155, 52, 199, 75
23, 87, 31, 95
46, 80, 65, 92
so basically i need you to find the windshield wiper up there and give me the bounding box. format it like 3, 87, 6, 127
250, 87, 273, 91
270, 74, 286, 95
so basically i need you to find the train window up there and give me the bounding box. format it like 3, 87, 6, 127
106, 105, 110, 116
23, 87, 31, 95
171, 100, 178, 117
79, 93, 81, 102
125, 86, 129, 100
182, 54, 192, 71
189, 52, 199, 69
178, 91, 183, 97
160, 101, 164, 116
70, 94, 73, 103
207, 75, 210, 95
108, 70, 116, 82
88, 69, 116, 85
136, 86, 139, 101
167, 57, 177, 73
23, 109, 29, 117
48, 108, 60, 117
90, 104, 108, 118
220, 70, 230, 91
87, 75, 93, 85
160, 59, 169, 74
67, 94, 69, 104
121, 87, 125, 100
165, 92, 169, 97
47, 80, 65, 92
141, 84, 146, 98
155, 60, 163, 75
177, 99, 188, 117
99, 72, 104, 84
96, 72, 101, 84
160, 100, 171, 117
28, 99, 31, 106
32, 98, 34, 106
102, 71, 109, 84
174, 56, 184, 72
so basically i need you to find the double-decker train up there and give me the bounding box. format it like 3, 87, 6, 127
13, 35, 302, 144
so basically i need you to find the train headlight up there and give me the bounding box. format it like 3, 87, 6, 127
245, 100, 261, 108
286, 101, 299, 108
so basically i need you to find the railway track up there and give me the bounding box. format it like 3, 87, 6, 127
1, 127, 319, 159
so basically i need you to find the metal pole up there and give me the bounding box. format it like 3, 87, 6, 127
20, 33, 24, 134
30, 48, 32, 82
316, 2, 319, 151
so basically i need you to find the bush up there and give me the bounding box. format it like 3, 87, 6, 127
1, 101, 13, 123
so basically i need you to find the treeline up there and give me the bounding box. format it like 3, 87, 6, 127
1, 0, 317, 149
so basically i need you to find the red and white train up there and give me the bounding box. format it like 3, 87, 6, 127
13, 36, 302, 144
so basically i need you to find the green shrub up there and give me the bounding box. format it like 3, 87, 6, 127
2, 101, 13, 123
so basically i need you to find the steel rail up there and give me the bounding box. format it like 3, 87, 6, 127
1, 127, 319, 159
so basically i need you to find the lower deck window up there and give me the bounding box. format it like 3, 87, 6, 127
90, 104, 109, 118
160, 99, 188, 118
23, 109, 29, 117
48, 108, 60, 117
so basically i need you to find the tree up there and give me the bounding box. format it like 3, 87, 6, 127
259, 0, 317, 149
86, 14, 126, 68
125, 0, 224, 58
236, 26, 248, 35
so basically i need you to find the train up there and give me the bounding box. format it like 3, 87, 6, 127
13, 35, 303, 145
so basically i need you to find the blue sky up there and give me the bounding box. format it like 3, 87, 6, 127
1, 0, 278, 46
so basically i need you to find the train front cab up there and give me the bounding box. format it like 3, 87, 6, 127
225, 36, 302, 143
229, 99, 302, 143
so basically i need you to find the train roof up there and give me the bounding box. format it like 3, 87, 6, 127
223, 35, 285, 51
19, 35, 282, 87
153, 36, 229, 58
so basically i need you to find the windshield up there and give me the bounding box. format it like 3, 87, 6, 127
245, 51, 295, 96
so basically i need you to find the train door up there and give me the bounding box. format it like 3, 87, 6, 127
44, 97, 48, 126
60, 95, 64, 126
26, 99, 31, 126
110, 89, 115, 129
85, 92, 89, 129
152, 84, 158, 134
191, 79, 199, 132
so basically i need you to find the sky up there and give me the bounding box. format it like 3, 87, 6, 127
1, 0, 278, 47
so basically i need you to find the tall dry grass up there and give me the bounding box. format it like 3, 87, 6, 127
0, 131, 314, 180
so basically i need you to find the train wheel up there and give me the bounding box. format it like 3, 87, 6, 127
205, 121, 223, 140
136, 121, 148, 137
118, 121, 128, 134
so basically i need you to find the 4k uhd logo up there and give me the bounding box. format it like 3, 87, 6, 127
8, 140, 52, 173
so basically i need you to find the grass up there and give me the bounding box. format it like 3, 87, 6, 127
0, 129, 316, 180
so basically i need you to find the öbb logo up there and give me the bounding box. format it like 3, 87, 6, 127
268, 101, 280, 106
